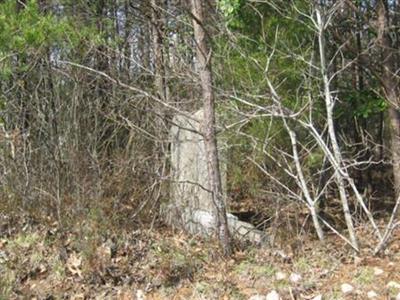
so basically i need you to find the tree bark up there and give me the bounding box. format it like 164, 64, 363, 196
151, 0, 167, 102
388, 100, 400, 196
190, 0, 232, 256
377, 0, 400, 199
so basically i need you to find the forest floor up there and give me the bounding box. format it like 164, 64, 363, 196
1, 211, 400, 300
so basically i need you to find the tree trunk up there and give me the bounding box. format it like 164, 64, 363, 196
388, 100, 400, 196
377, 0, 400, 199
190, 0, 232, 256
151, 0, 167, 102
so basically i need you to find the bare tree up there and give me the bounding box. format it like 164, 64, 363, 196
315, 6, 359, 250
222, 2, 387, 252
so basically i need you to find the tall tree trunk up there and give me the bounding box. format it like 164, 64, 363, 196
377, 0, 400, 199
150, 0, 170, 205
388, 106, 400, 196
151, 0, 167, 102
138, 1, 151, 72
190, 0, 232, 256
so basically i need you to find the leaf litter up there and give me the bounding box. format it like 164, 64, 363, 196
1, 212, 400, 299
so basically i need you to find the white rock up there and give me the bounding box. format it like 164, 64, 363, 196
312, 295, 322, 300
266, 290, 281, 300
396, 292, 400, 300
387, 281, 400, 289
248, 295, 266, 300
341, 283, 354, 294
289, 273, 302, 283
275, 271, 287, 280
373, 267, 384, 276
136, 290, 146, 300
367, 290, 378, 298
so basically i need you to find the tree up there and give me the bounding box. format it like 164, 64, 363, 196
376, 0, 400, 199
190, 0, 232, 256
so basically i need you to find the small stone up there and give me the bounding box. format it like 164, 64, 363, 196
387, 281, 400, 290
396, 292, 400, 300
373, 267, 384, 276
248, 295, 266, 300
136, 290, 146, 300
289, 273, 302, 283
367, 290, 378, 298
266, 290, 281, 300
312, 295, 322, 300
341, 283, 354, 294
275, 271, 287, 280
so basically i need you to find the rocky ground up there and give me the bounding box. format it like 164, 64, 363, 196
1, 212, 400, 300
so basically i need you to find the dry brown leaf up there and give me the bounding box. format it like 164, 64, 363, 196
67, 252, 82, 278
97, 244, 112, 261
71, 293, 85, 300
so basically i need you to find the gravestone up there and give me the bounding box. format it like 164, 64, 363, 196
169, 109, 216, 215
168, 109, 266, 244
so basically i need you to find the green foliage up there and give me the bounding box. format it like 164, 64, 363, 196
304, 147, 325, 171
215, 0, 314, 99
8, 232, 40, 249
0, 1, 64, 51
215, 1, 318, 196
218, 0, 244, 28
342, 90, 387, 118
0, 0, 101, 80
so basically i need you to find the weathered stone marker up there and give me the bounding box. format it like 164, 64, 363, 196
170, 110, 215, 216
168, 109, 266, 244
